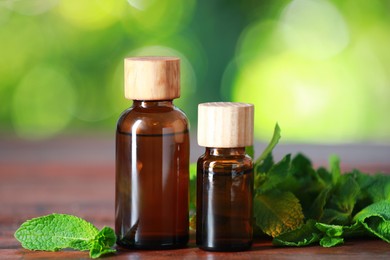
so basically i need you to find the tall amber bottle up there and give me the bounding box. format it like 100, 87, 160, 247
196, 102, 254, 251
116, 57, 189, 249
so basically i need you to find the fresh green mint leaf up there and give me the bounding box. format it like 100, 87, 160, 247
255, 123, 281, 165
14, 213, 99, 251
321, 175, 360, 225
249, 123, 390, 247
90, 242, 116, 259
316, 223, 346, 247
329, 155, 341, 185
254, 172, 267, 192
257, 154, 291, 193
366, 174, 390, 203
273, 219, 320, 246
353, 172, 390, 213
315, 223, 344, 237
319, 236, 344, 247
246, 145, 254, 159
89, 227, 117, 259
256, 152, 274, 173
351, 170, 374, 213
94, 227, 116, 248
253, 123, 281, 191
286, 154, 330, 217
316, 167, 332, 185
306, 187, 331, 220
336, 175, 360, 213
14, 213, 116, 258
342, 221, 367, 237
353, 200, 390, 243
291, 154, 329, 191
254, 190, 304, 237
291, 153, 313, 179
321, 208, 352, 226
353, 169, 374, 191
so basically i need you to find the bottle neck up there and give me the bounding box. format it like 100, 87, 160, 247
205, 147, 246, 157
132, 100, 174, 108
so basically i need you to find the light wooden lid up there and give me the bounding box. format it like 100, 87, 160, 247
198, 102, 254, 147
124, 57, 180, 100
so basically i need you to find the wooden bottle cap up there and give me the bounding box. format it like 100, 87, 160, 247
198, 102, 254, 148
124, 57, 180, 100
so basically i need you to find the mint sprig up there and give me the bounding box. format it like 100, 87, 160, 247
253, 124, 390, 247
14, 213, 116, 258
189, 123, 390, 247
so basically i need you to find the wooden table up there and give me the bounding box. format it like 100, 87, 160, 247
1, 135, 390, 259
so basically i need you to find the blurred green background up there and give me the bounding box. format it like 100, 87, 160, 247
0, 0, 389, 143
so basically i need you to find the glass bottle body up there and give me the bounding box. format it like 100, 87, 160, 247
115, 100, 189, 249
196, 147, 253, 251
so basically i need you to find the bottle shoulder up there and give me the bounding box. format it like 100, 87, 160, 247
197, 153, 253, 174
117, 105, 189, 135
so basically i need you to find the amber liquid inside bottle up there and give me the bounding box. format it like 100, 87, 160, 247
196, 148, 253, 251
116, 100, 189, 249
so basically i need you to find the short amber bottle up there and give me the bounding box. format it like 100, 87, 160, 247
115, 57, 189, 249
196, 102, 254, 251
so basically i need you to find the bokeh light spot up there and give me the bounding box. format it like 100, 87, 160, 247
11, 66, 76, 140
0, 15, 44, 82
127, 0, 156, 11
235, 20, 281, 66
5, 0, 59, 16
280, 0, 350, 60
232, 53, 364, 143
123, 0, 196, 37
0, 3, 12, 25
57, 0, 126, 30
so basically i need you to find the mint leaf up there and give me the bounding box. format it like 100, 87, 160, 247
321, 174, 360, 225
254, 124, 281, 191
15, 213, 99, 251
273, 219, 320, 246
306, 187, 331, 220
319, 236, 344, 247
240, 123, 390, 247
89, 227, 116, 259
329, 155, 341, 185
314, 222, 347, 247
316, 222, 345, 247
366, 174, 390, 203
321, 209, 351, 226
255, 153, 274, 175
315, 221, 367, 239
246, 145, 254, 159
354, 200, 390, 243
254, 190, 304, 237
257, 154, 291, 193
315, 223, 344, 237
255, 123, 281, 165
316, 167, 332, 185
288, 154, 331, 215
94, 227, 116, 248
90, 244, 116, 259
14, 213, 116, 258
254, 154, 274, 191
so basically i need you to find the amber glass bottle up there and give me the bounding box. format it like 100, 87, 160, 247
115, 57, 189, 249
196, 102, 254, 251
